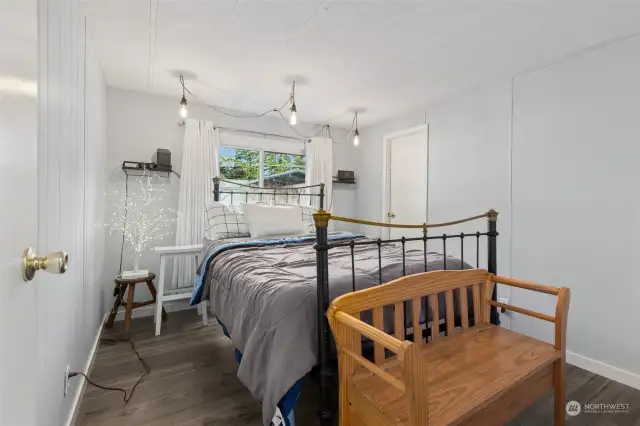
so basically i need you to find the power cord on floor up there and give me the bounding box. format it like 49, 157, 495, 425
118, 171, 130, 276
69, 338, 150, 404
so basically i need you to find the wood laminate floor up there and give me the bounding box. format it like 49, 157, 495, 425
78, 310, 640, 426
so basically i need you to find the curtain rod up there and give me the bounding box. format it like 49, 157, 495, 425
178, 120, 310, 143
216, 125, 311, 143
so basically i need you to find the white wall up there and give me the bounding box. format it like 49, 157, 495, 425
104, 88, 358, 304
355, 34, 640, 387
510, 34, 640, 385
425, 81, 513, 329
65, 30, 109, 426
82, 32, 108, 360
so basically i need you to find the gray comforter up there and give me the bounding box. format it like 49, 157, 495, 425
200, 234, 470, 425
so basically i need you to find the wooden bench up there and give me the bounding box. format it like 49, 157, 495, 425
327, 269, 570, 426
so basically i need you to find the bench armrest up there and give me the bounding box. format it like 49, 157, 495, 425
487, 274, 571, 351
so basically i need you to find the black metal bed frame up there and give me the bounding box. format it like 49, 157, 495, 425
212, 177, 499, 426
212, 176, 325, 209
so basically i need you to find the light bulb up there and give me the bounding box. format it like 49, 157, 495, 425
179, 95, 188, 119
353, 129, 360, 146
290, 103, 297, 126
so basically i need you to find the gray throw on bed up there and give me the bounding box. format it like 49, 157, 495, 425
199, 234, 472, 426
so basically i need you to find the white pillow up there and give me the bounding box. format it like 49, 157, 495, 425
204, 201, 250, 241
242, 203, 307, 238
252, 202, 315, 234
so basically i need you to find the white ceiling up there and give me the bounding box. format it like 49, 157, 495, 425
83, 0, 640, 128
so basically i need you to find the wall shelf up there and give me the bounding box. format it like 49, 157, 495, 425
122, 161, 172, 177
333, 178, 356, 185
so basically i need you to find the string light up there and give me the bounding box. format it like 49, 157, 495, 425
352, 111, 360, 146
179, 75, 188, 119
289, 80, 297, 126
178, 77, 357, 145
179, 96, 188, 119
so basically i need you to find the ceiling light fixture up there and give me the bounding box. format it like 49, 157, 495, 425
179, 75, 188, 119
353, 111, 360, 146
289, 80, 297, 126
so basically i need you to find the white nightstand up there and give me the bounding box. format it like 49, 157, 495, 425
153, 244, 207, 336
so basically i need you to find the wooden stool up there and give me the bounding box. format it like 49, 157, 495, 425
106, 272, 167, 338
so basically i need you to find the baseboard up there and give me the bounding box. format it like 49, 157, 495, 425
66, 313, 107, 426
112, 298, 194, 321
567, 351, 640, 391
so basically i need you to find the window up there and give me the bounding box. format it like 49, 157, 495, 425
218, 145, 307, 205
219, 147, 259, 182
263, 151, 306, 188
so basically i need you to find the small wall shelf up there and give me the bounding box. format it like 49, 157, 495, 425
122, 161, 173, 177
333, 178, 356, 185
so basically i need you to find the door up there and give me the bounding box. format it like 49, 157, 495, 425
386, 127, 427, 240
1, 0, 87, 425
0, 0, 39, 424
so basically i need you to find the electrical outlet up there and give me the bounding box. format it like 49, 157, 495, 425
499, 298, 510, 314
64, 365, 70, 397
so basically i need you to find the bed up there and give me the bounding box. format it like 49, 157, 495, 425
191, 178, 500, 426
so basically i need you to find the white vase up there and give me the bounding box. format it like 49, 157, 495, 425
132, 251, 141, 272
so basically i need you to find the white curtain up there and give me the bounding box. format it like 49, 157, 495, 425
172, 119, 220, 288
306, 137, 333, 211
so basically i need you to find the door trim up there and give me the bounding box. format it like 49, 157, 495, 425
381, 124, 428, 239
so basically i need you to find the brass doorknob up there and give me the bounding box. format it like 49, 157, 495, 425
22, 247, 68, 281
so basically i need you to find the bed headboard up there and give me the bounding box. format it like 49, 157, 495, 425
212, 176, 325, 209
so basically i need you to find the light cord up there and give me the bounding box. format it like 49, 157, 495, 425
180, 78, 358, 144
181, 79, 290, 119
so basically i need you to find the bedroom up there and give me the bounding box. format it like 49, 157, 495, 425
2, 0, 640, 425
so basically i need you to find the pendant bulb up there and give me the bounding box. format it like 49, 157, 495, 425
353, 110, 360, 146
289, 80, 298, 126
290, 102, 297, 126
179, 95, 188, 119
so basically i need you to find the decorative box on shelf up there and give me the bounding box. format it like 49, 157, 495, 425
333, 169, 356, 185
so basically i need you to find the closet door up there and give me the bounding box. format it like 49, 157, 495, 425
386, 127, 427, 240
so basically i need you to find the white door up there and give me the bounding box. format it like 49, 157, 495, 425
1, 0, 87, 425
386, 127, 427, 240
0, 1, 40, 424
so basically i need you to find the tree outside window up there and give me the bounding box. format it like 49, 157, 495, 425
219, 147, 306, 188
